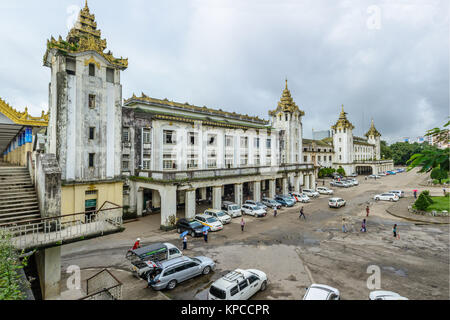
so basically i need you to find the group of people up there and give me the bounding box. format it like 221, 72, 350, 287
341, 205, 399, 239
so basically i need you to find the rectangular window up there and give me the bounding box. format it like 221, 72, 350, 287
304, 156, 307, 162
143, 148, 151, 158
143, 129, 151, 144
89, 63, 95, 77
329, 156, 332, 161
266, 139, 271, 149
225, 135, 233, 147
122, 128, 129, 142
188, 132, 198, 146
66, 58, 76, 75
266, 155, 271, 166
254, 138, 260, 148
143, 160, 151, 170
122, 161, 129, 170
163, 154, 176, 170
163, 130, 176, 144
207, 134, 217, 146
240, 137, 248, 148
225, 154, 234, 168
318, 156, 321, 161
254, 154, 261, 165
89, 153, 95, 167
89, 127, 95, 140
89, 94, 96, 109
240, 154, 248, 166
187, 154, 198, 169
106, 67, 114, 83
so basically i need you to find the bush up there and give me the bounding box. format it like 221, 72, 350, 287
421, 190, 434, 205
414, 193, 430, 211
337, 166, 346, 176
318, 168, 336, 178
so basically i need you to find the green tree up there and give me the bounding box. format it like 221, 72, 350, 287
430, 167, 448, 184
337, 166, 346, 176
414, 193, 430, 211
380, 140, 392, 160
407, 120, 450, 175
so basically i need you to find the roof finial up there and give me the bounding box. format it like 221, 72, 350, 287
85, 0, 88, 8
341, 104, 344, 112
285, 77, 288, 89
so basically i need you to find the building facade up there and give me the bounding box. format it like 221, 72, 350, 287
43, 3, 126, 216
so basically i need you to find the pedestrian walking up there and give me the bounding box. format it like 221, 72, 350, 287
342, 217, 347, 233
273, 206, 278, 218
132, 238, 141, 250
182, 235, 187, 250
413, 190, 417, 199
299, 206, 306, 220
393, 224, 399, 239
323, 180, 325, 186
360, 219, 367, 232
366, 205, 370, 217
203, 230, 208, 243
240, 218, 245, 232
444, 188, 446, 196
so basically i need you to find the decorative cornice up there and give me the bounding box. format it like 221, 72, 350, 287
125, 92, 269, 125
43, 2, 128, 70
0, 97, 48, 126
269, 79, 305, 116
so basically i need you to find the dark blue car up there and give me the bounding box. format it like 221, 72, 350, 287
274, 195, 295, 207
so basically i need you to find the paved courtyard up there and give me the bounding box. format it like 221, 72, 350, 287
60, 168, 450, 300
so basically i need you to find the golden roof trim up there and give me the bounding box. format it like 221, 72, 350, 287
0, 97, 48, 126
331, 105, 355, 130
125, 93, 269, 125
269, 79, 305, 116
365, 119, 381, 137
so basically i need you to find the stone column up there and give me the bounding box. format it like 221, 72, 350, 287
212, 186, 222, 210
200, 187, 207, 200
137, 187, 144, 217
299, 174, 304, 191
253, 181, 261, 201
185, 189, 196, 219
304, 174, 310, 190
293, 175, 300, 192
160, 186, 177, 227
35, 246, 61, 300
282, 178, 288, 195
152, 190, 161, 208
234, 183, 243, 206
311, 173, 316, 190
268, 179, 276, 198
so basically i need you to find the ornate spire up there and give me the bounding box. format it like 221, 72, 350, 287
365, 118, 381, 137
43, 1, 128, 69
332, 104, 354, 130
269, 79, 305, 116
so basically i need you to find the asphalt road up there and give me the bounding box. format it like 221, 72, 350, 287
60, 169, 450, 300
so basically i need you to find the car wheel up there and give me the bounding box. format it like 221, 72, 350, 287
390, 198, 394, 202
202, 266, 211, 275
191, 231, 195, 237
375, 197, 379, 201
260, 280, 267, 291
167, 280, 177, 290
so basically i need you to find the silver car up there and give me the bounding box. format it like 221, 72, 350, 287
150, 256, 216, 290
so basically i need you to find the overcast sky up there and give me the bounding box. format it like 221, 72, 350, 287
0, 0, 448, 143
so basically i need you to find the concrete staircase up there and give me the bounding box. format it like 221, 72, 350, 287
0, 166, 40, 225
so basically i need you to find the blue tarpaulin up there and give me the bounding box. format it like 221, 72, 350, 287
179, 231, 188, 238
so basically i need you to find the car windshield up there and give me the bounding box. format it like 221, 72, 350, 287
189, 221, 202, 228
191, 258, 201, 264
255, 206, 264, 210
206, 217, 218, 223
215, 211, 226, 217
231, 205, 239, 210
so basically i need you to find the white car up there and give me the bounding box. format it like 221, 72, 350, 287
329, 197, 346, 208
290, 192, 310, 203
369, 291, 408, 300
389, 190, 405, 198
208, 269, 267, 300
302, 189, 320, 198
374, 193, 399, 202
348, 178, 359, 186
241, 204, 266, 217
317, 187, 334, 195
204, 209, 232, 224
245, 200, 268, 210
194, 214, 223, 231
303, 284, 340, 300
368, 174, 381, 179
378, 172, 387, 176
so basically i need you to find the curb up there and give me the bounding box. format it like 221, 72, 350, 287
385, 206, 450, 225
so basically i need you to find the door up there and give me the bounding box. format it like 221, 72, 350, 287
169, 248, 182, 259
247, 275, 260, 298
172, 263, 190, 282
237, 279, 251, 300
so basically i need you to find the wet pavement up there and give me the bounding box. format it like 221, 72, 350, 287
60, 168, 450, 300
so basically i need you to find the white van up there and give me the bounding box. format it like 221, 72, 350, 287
208, 269, 267, 300
221, 201, 242, 218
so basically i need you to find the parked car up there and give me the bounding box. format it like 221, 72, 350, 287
330, 180, 346, 188
290, 192, 310, 203
317, 187, 334, 195
222, 201, 242, 218
369, 291, 408, 300
387, 170, 397, 175
204, 209, 232, 224
149, 256, 216, 290
348, 178, 359, 186
374, 193, 399, 202
389, 190, 405, 198
208, 269, 268, 300
245, 200, 267, 210
378, 172, 386, 176
368, 174, 381, 179
303, 284, 340, 300
176, 218, 204, 237
194, 214, 224, 231
274, 195, 295, 207
302, 189, 320, 198
241, 204, 266, 217
332, 173, 344, 180
328, 197, 346, 208
261, 198, 282, 209
348, 172, 358, 177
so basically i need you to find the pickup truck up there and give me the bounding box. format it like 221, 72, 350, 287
126, 242, 183, 279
